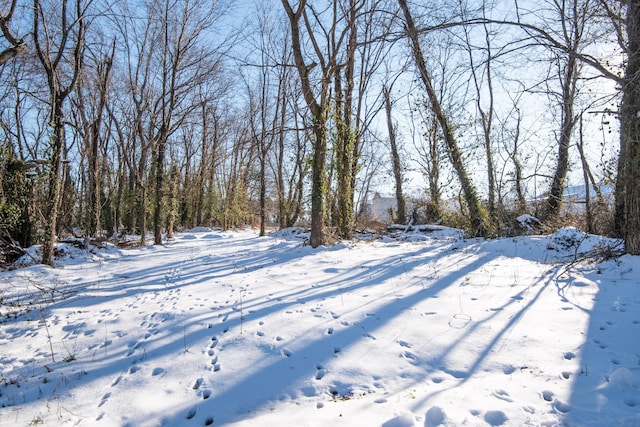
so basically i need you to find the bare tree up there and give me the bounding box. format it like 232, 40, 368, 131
282, 0, 333, 247
73, 39, 116, 238
398, 0, 489, 236
460, 3, 498, 223
33, 0, 86, 265
533, 0, 591, 223
382, 83, 407, 223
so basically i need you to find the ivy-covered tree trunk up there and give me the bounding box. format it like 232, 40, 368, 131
334, 0, 359, 239
334, 68, 356, 238
42, 108, 66, 265
282, 0, 330, 248
398, 0, 488, 236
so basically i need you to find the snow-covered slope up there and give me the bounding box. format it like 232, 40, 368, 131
1, 228, 638, 426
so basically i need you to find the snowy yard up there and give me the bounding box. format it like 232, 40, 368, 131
1, 227, 639, 426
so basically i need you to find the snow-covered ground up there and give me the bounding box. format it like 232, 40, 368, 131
1, 227, 639, 426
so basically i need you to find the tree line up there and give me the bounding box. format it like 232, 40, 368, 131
1, 0, 638, 266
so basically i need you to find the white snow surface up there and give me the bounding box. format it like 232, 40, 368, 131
1, 227, 639, 426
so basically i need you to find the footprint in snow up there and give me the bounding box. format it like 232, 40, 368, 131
98, 392, 111, 407
425, 406, 446, 427
553, 400, 570, 413
625, 397, 639, 407
592, 337, 608, 349
400, 350, 416, 361
398, 340, 411, 348
492, 389, 513, 403
502, 365, 516, 375
315, 364, 326, 380
185, 407, 197, 420
484, 410, 508, 426
151, 367, 165, 376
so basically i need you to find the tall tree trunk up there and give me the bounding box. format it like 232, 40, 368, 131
398, 0, 488, 236
42, 111, 65, 265
166, 163, 179, 239
153, 131, 166, 245
464, 15, 497, 223
510, 111, 527, 214
87, 40, 115, 237
383, 85, 406, 224
282, 0, 329, 247
618, 0, 640, 254
137, 136, 149, 245
334, 0, 359, 239
541, 54, 578, 222
33, 0, 85, 265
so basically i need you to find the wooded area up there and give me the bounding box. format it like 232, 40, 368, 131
1, 0, 638, 265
